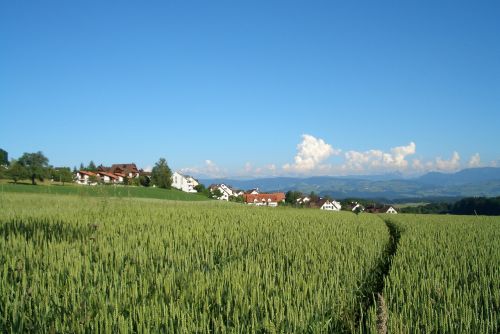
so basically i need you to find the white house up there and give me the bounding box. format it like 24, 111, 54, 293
209, 183, 235, 201
246, 188, 260, 195
352, 203, 365, 213
75, 171, 98, 185
172, 172, 199, 193
96, 171, 120, 184
296, 196, 311, 204
318, 199, 342, 211
384, 206, 398, 214
233, 189, 245, 196
331, 200, 342, 211
219, 184, 235, 197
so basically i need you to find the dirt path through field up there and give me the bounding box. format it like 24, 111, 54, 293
357, 217, 401, 332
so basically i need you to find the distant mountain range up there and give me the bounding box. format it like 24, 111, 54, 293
200, 167, 500, 202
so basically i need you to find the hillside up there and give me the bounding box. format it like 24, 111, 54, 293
0, 183, 209, 201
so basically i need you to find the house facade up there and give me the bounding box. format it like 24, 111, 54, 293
76, 171, 98, 185
96, 171, 120, 184
209, 184, 235, 201
352, 203, 365, 213
318, 199, 342, 211
106, 163, 139, 178
172, 172, 199, 193
296, 196, 311, 205
385, 206, 398, 214
76, 163, 141, 185
243, 193, 286, 207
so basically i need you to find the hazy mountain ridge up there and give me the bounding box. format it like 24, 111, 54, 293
200, 167, 500, 200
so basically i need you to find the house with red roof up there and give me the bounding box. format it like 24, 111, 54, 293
107, 163, 140, 178
96, 171, 121, 184
75, 170, 98, 185
243, 193, 286, 207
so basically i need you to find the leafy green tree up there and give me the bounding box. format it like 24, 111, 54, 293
87, 161, 97, 172
0, 148, 8, 166
229, 195, 244, 203
194, 184, 205, 193
139, 175, 151, 187
285, 190, 302, 204
53, 168, 73, 185
210, 188, 223, 199
193, 184, 211, 197
79, 163, 85, 170
18, 151, 49, 185
309, 191, 319, 203
151, 158, 172, 189
6, 161, 29, 184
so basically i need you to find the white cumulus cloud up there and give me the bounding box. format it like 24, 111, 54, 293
468, 153, 481, 167
180, 159, 225, 178
343, 142, 416, 171
282, 134, 340, 173
435, 151, 461, 171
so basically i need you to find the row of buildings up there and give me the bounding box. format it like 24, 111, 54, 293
208, 183, 287, 207
207, 183, 398, 213
76, 164, 143, 185
75, 164, 199, 193
74, 164, 397, 213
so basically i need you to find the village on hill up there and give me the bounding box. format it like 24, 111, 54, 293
74, 162, 398, 213
0, 150, 398, 213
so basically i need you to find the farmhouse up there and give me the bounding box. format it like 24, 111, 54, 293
75, 171, 97, 185
243, 193, 286, 207
110, 164, 140, 178
96, 171, 120, 184
209, 183, 237, 201
172, 172, 199, 193
317, 199, 342, 211
385, 206, 398, 214
76, 163, 144, 185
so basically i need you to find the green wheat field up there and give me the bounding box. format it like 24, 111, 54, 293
1, 192, 499, 333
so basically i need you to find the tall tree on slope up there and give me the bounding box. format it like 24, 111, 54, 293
151, 158, 172, 189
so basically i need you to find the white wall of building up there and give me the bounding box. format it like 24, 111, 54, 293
172, 172, 199, 193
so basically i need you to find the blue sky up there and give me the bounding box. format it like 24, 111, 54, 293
1, 1, 499, 177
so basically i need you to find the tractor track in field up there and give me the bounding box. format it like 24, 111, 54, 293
357, 217, 401, 333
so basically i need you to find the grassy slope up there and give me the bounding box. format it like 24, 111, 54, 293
0, 182, 209, 201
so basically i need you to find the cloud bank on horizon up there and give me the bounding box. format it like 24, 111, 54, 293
181, 134, 486, 178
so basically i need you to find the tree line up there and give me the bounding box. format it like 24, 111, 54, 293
401, 197, 500, 216
0, 151, 69, 185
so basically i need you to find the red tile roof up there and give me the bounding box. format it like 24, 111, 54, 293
243, 193, 285, 203
97, 171, 119, 179
78, 170, 96, 176
109, 163, 139, 175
